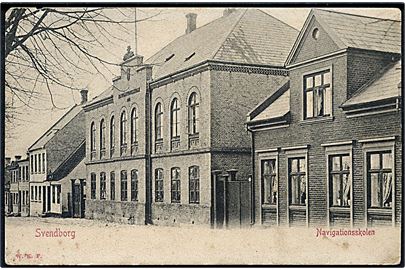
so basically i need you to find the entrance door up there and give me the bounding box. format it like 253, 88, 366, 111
72, 180, 85, 218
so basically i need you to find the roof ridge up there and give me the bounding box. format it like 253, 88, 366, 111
28, 105, 78, 151
316, 8, 401, 22
256, 9, 299, 32
345, 60, 400, 103
211, 9, 247, 60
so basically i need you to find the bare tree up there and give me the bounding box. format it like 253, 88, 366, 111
4, 7, 161, 126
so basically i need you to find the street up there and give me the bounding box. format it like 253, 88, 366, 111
4, 216, 401, 265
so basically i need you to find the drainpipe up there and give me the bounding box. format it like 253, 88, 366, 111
247, 125, 255, 225
145, 81, 153, 225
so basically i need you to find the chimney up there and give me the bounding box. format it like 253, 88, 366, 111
5, 157, 11, 166
80, 89, 88, 104
185, 13, 197, 34
223, 8, 236, 16
15, 155, 22, 161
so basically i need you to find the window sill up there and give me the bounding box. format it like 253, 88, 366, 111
329, 206, 350, 213
262, 204, 277, 210
367, 208, 392, 216
288, 205, 306, 211
300, 116, 334, 125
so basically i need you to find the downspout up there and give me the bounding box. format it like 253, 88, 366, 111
246, 124, 255, 226
145, 80, 153, 225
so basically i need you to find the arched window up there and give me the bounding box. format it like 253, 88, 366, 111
131, 108, 138, 155
110, 116, 115, 157
131, 169, 138, 202
120, 110, 127, 155
155, 103, 163, 141
100, 119, 106, 158
90, 122, 96, 160
171, 98, 180, 139
188, 92, 199, 135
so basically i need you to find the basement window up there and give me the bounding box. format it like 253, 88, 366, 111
184, 52, 195, 62
165, 54, 175, 62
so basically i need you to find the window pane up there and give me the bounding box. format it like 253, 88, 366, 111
332, 156, 340, 171
263, 175, 271, 204
290, 159, 298, 173
342, 156, 350, 170
299, 159, 306, 173
299, 176, 306, 205
342, 174, 351, 206
323, 71, 331, 85
314, 74, 322, 86
382, 173, 392, 208
370, 173, 380, 207
370, 154, 380, 170
332, 174, 341, 206
306, 91, 313, 118
382, 153, 392, 169
315, 88, 324, 116
324, 87, 332, 115
290, 175, 298, 205
306, 77, 313, 89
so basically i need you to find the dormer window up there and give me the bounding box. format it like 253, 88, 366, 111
303, 69, 332, 119
184, 52, 195, 62
166, 54, 175, 62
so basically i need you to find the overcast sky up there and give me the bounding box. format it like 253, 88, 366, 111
5, 7, 401, 158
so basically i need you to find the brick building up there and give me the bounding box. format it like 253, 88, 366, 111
4, 157, 12, 215
83, 8, 298, 226
247, 9, 402, 227
28, 92, 88, 217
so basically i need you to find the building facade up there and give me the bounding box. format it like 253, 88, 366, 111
28, 93, 87, 217
247, 9, 402, 227
84, 8, 299, 226
8, 157, 30, 216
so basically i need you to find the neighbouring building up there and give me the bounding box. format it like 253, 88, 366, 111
28, 91, 88, 217
8, 156, 30, 216
247, 9, 402, 227
4, 157, 12, 215
83, 8, 298, 226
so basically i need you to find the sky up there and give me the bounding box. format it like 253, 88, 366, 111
4, 7, 401, 159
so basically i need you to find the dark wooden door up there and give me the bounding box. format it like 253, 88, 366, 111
72, 184, 81, 218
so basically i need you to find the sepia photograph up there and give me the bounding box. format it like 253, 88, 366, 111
1, 3, 403, 266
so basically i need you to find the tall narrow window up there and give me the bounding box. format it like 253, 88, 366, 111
38, 155, 41, 174
42, 153, 45, 173
120, 111, 127, 156
262, 159, 277, 204
367, 152, 392, 208
110, 171, 115, 201
90, 173, 96, 199
303, 69, 332, 119
110, 116, 115, 157
56, 186, 61, 204
155, 168, 164, 202
131, 108, 138, 155
131, 169, 138, 202
171, 167, 181, 203
34, 154, 38, 173
188, 93, 199, 135
171, 98, 180, 139
155, 103, 163, 141
30, 156, 33, 175
189, 166, 200, 204
120, 170, 128, 201
100, 172, 106, 200
288, 157, 307, 206
100, 119, 106, 159
329, 154, 351, 207
90, 122, 96, 160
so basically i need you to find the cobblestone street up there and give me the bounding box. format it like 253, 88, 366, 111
4, 217, 401, 265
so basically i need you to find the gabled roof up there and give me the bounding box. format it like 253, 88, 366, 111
342, 60, 401, 108
286, 9, 401, 65
28, 105, 83, 151
247, 81, 290, 127
146, 9, 298, 80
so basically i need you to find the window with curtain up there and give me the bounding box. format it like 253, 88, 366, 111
288, 157, 307, 206
131, 169, 138, 202
171, 167, 181, 203
262, 159, 277, 204
120, 111, 127, 155
90, 122, 96, 160
100, 119, 106, 159
171, 98, 180, 139
189, 166, 200, 204
188, 92, 199, 135
120, 170, 128, 201
329, 154, 351, 207
367, 151, 393, 208
155, 168, 164, 202
110, 116, 115, 157
303, 69, 332, 119
155, 103, 163, 141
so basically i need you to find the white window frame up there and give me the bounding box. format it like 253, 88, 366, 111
322, 141, 354, 228
256, 148, 279, 226
360, 136, 396, 227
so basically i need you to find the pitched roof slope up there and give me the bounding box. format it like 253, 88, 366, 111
29, 105, 83, 151
314, 9, 401, 54
146, 9, 298, 80
342, 60, 401, 107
